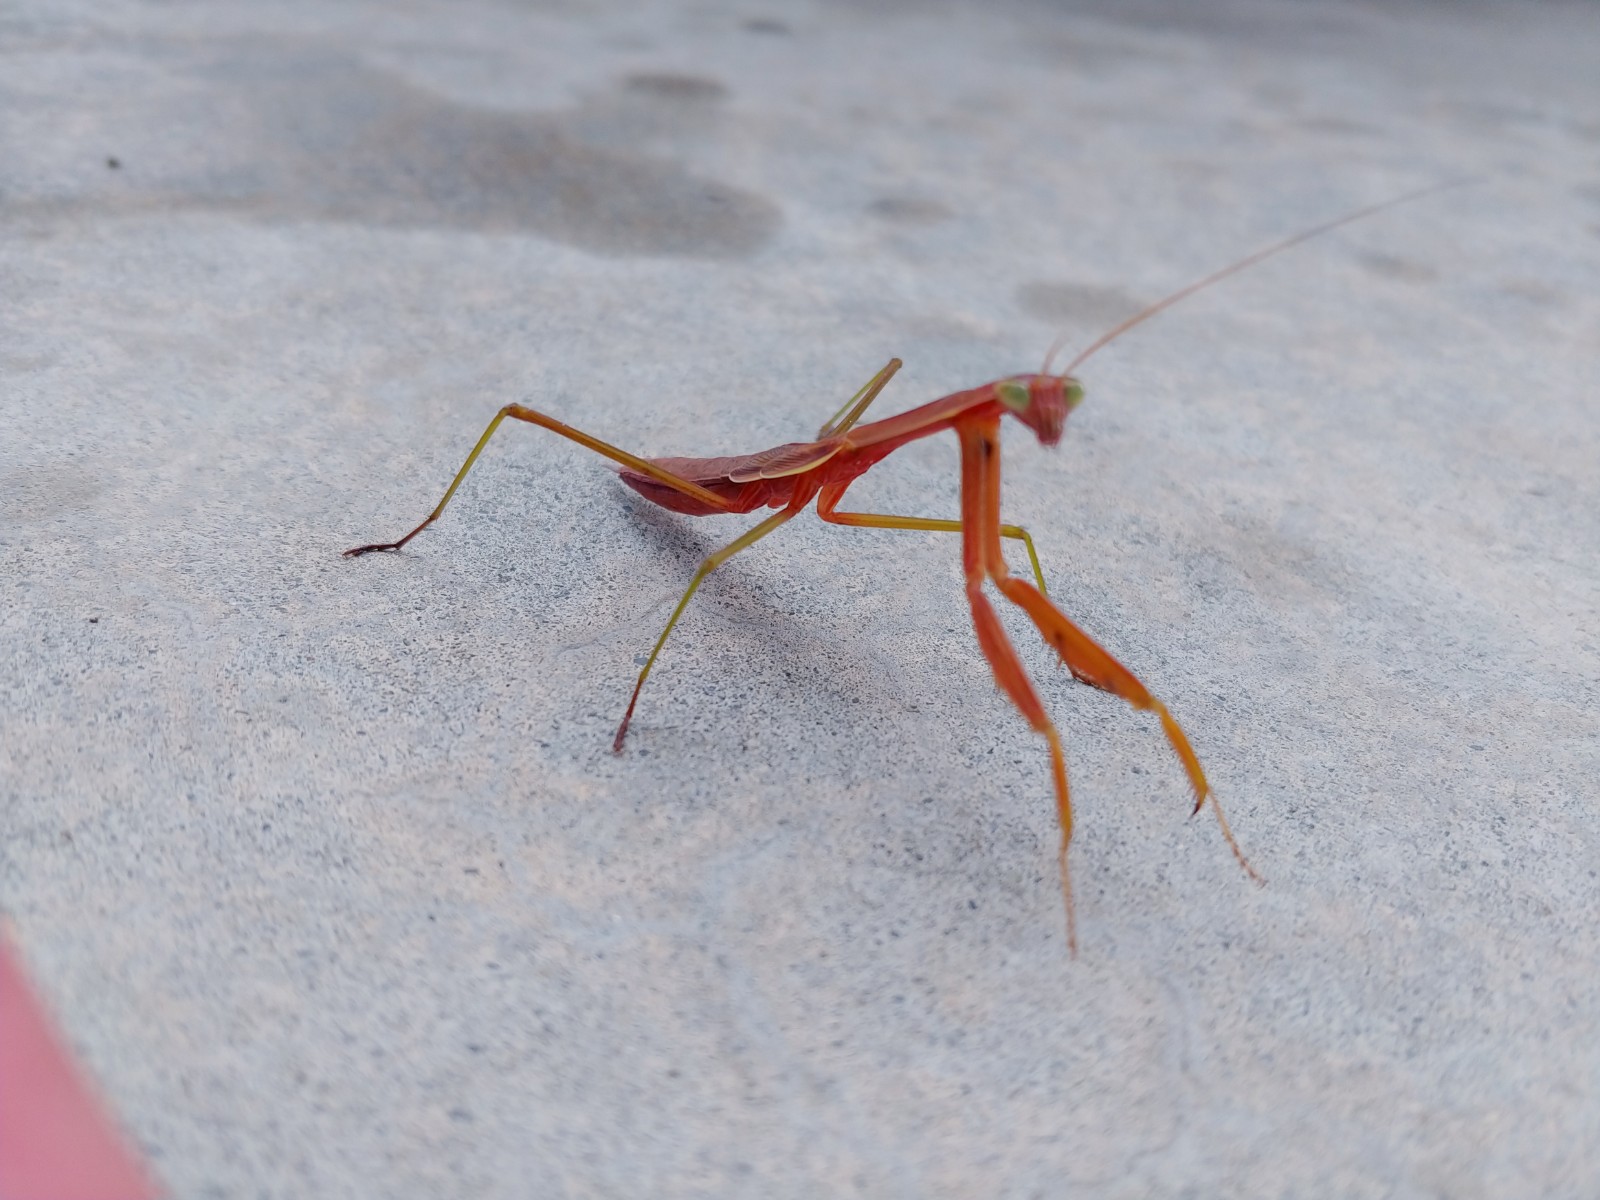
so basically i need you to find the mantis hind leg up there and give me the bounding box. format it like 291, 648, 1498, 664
613, 504, 803, 752
344, 403, 737, 556
815, 359, 902, 439
991, 574, 1261, 885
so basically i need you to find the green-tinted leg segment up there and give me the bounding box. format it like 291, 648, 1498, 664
613, 505, 803, 752
814, 507, 1051, 597
345, 403, 736, 556
816, 359, 902, 439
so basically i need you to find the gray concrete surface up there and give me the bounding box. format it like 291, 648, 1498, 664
3, 1, 1598, 1196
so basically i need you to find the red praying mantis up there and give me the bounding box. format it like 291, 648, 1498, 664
346, 186, 1452, 952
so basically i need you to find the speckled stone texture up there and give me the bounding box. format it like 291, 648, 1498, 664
3, 1, 1597, 1196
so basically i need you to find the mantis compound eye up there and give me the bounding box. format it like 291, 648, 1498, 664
996, 379, 1031, 412
1064, 379, 1085, 409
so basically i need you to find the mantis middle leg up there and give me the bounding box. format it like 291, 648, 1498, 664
813, 481, 1052, 595
612, 503, 804, 752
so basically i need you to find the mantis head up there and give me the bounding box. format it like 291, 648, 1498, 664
996, 375, 1085, 447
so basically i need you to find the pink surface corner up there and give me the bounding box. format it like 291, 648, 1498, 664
0, 930, 161, 1200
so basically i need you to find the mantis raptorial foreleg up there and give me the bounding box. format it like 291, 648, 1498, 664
612, 504, 804, 751
950, 418, 1082, 949
344, 403, 740, 557
991, 574, 1261, 883
965, 577, 1079, 951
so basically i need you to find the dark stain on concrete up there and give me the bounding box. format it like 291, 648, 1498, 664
1015, 280, 1141, 329
1088, 0, 1369, 57
1358, 252, 1440, 284
1294, 115, 1381, 138
18, 46, 779, 260
1497, 278, 1569, 309
622, 72, 729, 102
564, 69, 732, 151
867, 196, 953, 224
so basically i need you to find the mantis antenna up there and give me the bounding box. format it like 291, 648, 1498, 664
1040, 179, 1474, 378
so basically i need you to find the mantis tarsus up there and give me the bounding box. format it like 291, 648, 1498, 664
346, 185, 1453, 953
